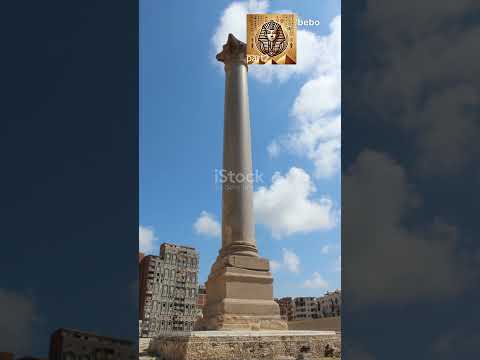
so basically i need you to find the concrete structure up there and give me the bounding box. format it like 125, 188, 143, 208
149, 330, 340, 360
203, 33, 286, 331
294, 297, 319, 320
49, 328, 135, 360
275, 297, 294, 321
276, 291, 342, 321
139, 243, 199, 337
193, 284, 208, 330
196, 284, 207, 316
317, 290, 341, 318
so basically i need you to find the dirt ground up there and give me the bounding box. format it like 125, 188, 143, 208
287, 316, 341, 332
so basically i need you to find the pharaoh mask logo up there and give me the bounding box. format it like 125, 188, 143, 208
256, 20, 288, 57
247, 14, 297, 65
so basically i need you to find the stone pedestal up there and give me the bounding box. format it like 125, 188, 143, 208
204, 33, 286, 331
204, 255, 286, 330
150, 331, 341, 360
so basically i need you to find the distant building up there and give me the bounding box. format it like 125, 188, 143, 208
49, 328, 135, 360
275, 291, 341, 321
196, 284, 207, 316
293, 297, 319, 320
317, 290, 341, 317
139, 243, 199, 337
139, 252, 144, 263
192, 284, 208, 330
275, 297, 294, 321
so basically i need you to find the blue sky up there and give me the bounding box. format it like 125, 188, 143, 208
140, 0, 341, 297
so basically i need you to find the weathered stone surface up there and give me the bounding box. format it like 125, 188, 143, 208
151, 330, 341, 360
204, 266, 286, 330
323, 343, 341, 358
211, 255, 270, 273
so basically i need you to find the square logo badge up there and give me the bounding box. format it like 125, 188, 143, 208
247, 13, 297, 65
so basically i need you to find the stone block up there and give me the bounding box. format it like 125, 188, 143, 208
150, 330, 341, 360
204, 266, 287, 330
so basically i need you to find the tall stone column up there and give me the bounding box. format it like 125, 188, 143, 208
204, 34, 287, 331
218, 33, 258, 258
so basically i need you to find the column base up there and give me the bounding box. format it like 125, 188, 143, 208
204, 308, 288, 331
204, 256, 287, 331
219, 242, 259, 258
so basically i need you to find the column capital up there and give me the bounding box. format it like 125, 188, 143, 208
216, 34, 247, 67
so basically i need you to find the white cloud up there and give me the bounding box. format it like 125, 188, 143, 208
267, 140, 280, 158
269, 260, 281, 272
287, 115, 341, 178
211, 0, 269, 58
211, 0, 298, 83
211, 2, 341, 178
344, 150, 468, 306
321, 245, 330, 254
333, 255, 341, 272
254, 15, 341, 177
211, 1, 339, 83
359, 0, 480, 175
292, 74, 341, 120
269, 248, 301, 273
0, 289, 36, 354
249, 29, 332, 83
194, 211, 221, 237
282, 248, 300, 273
254, 167, 337, 238
139, 225, 158, 255
302, 272, 329, 289
283, 17, 341, 178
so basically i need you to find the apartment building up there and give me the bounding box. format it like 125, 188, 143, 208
317, 290, 341, 317
275, 297, 294, 321
139, 243, 199, 337
293, 297, 319, 320
275, 290, 342, 321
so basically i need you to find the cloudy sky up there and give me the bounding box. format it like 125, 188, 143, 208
140, 0, 341, 297
341, 0, 480, 358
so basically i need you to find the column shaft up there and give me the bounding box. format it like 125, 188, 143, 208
219, 42, 258, 258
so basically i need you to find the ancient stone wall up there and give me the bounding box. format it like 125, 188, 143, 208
152, 332, 341, 360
